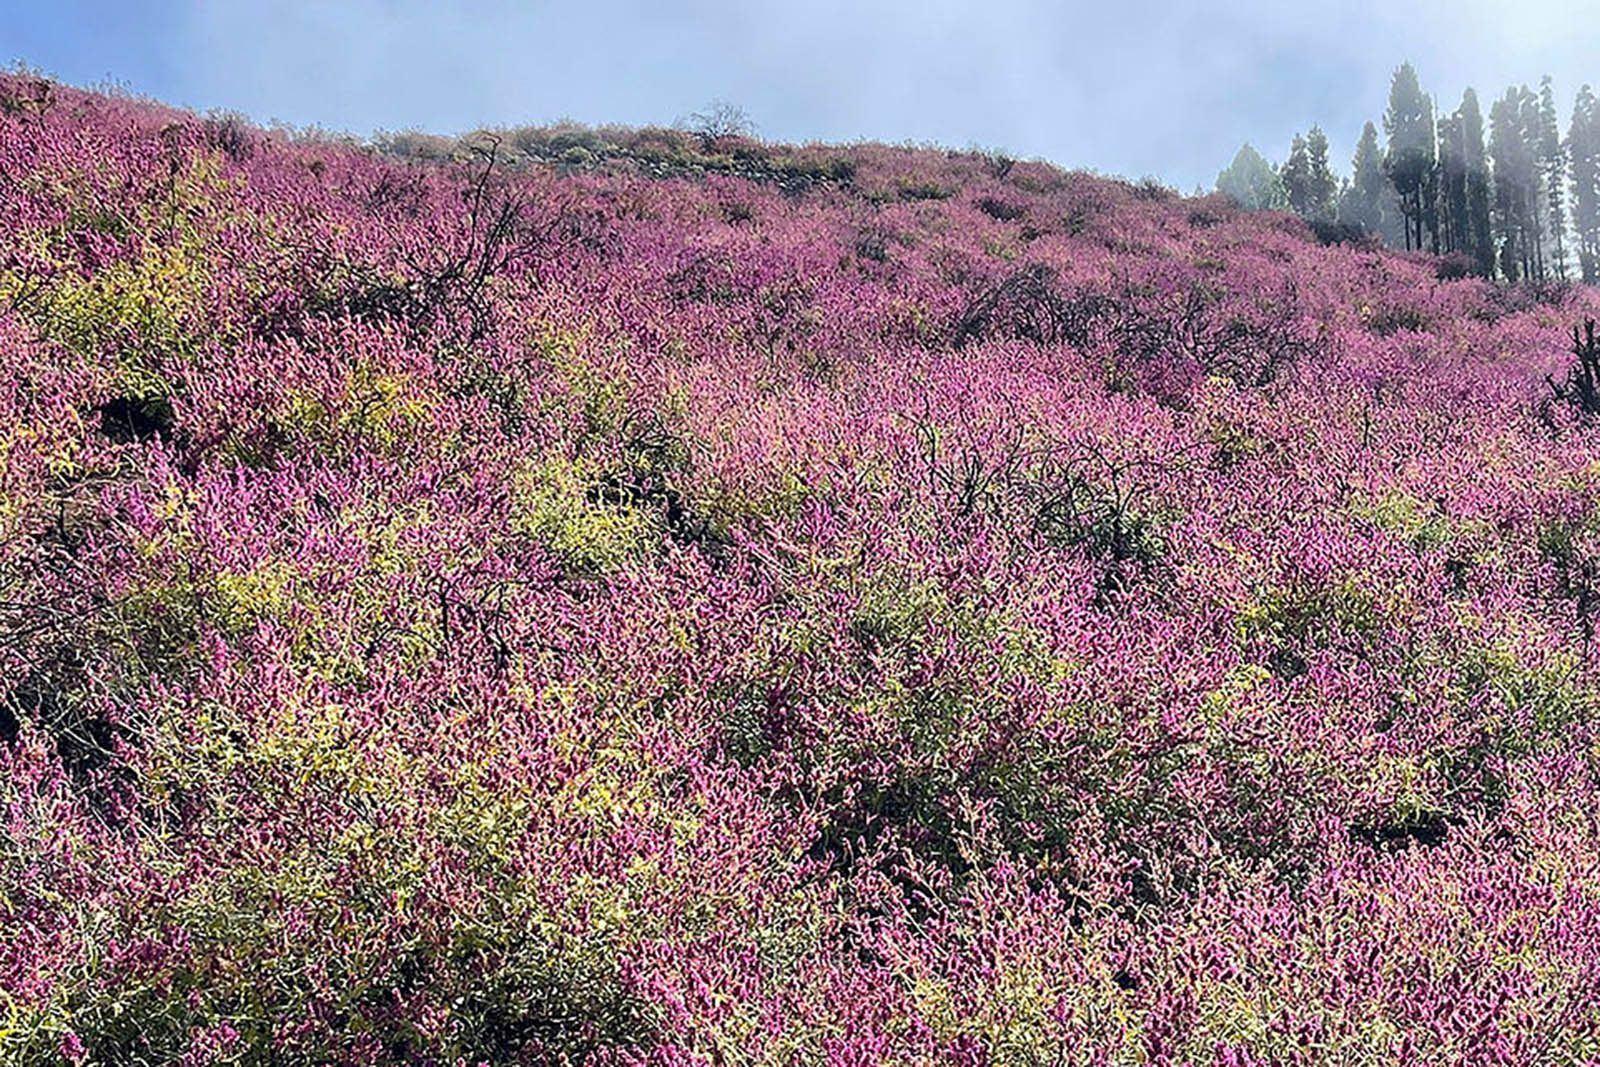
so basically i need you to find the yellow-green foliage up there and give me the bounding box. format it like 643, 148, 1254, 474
909, 967, 1068, 1065
849, 568, 948, 651
102, 482, 454, 697
530, 321, 632, 445
1236, 578, 1382, 651
28, 241, 202, 394
15, 666, 664, 1062
1199, 663, 1274, 734
433, 788, 662, 1052
1202, 414, 1264, 468
836, 570, 1087, 856
294, 497, 451, 680
1175, 978, 1399, 1063
891, 177, 953, 202
1358, 751, 1442, 827
982, 234, 1020, 261
282, 363, 437, 455
700, 467, 812, 537
842, 563, 1062, 690
130, 671, 650, 1046
1535, 500, 1600, 573
211, 560, 299, 638
511, 454, 658, 576
1456, 641, 1589, 756
0, 413, 90, 545
1355, 489, 1457, 553
2, 154, 241, 397
10, 685, 424, 1058
901, 922, 1145, 1067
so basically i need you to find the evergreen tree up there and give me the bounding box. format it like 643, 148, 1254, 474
1438, 109, 1467, 253
1213, 69, 1586, 279
1384, 63, 1437, 251
1379, 184, 1409, 247
1491, 86, 1539, 280
1282, 133, 1312, 217
1216, 143, 1284, 210
1540, 76, 1569, 279
1489, 90, 1519, 279
1523, 86, 1548, 279
1460, 89, 1496, 277
1571, 84, 1600, 283
1341, 121, 1388, 236
1305, 126, 1337, 221
1423, 100, 1442, 254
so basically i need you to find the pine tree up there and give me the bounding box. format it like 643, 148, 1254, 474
1423, 98, 1442, 254
1519, 86, 1548, 279
1489, 90, 1518, 279
1540, 76, 1569, 279
1341, 121, 1391, 240
1460, 89, 1496, 277
1305, 126, 1337, 221
1282, 134, 1312, 217
1571, 85, 1600, 283
1491, 86, 1539, 280
1384, 63, 1437, 251
1438, 110, 1467, 253
1216, 144, 1284, 210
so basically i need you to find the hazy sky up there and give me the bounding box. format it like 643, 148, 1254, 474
6, 1, 1597, 190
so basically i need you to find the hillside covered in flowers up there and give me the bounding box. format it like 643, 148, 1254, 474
6, 75, 1600, 1065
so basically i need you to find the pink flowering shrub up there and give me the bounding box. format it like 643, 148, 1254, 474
4, 75, 1600, 1064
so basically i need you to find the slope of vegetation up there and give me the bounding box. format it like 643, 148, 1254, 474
4, 75, 1600, 1064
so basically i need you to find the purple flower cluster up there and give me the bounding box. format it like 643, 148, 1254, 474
3, 76, 1600, 1064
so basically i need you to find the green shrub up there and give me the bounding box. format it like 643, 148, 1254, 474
511, 454, 659, 577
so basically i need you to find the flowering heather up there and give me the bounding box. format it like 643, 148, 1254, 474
4, 75, 1600, 1065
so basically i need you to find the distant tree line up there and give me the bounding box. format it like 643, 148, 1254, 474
1218, 63, 1600, 283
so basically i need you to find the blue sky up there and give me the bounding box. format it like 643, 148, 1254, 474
5, 1, 1595, 191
